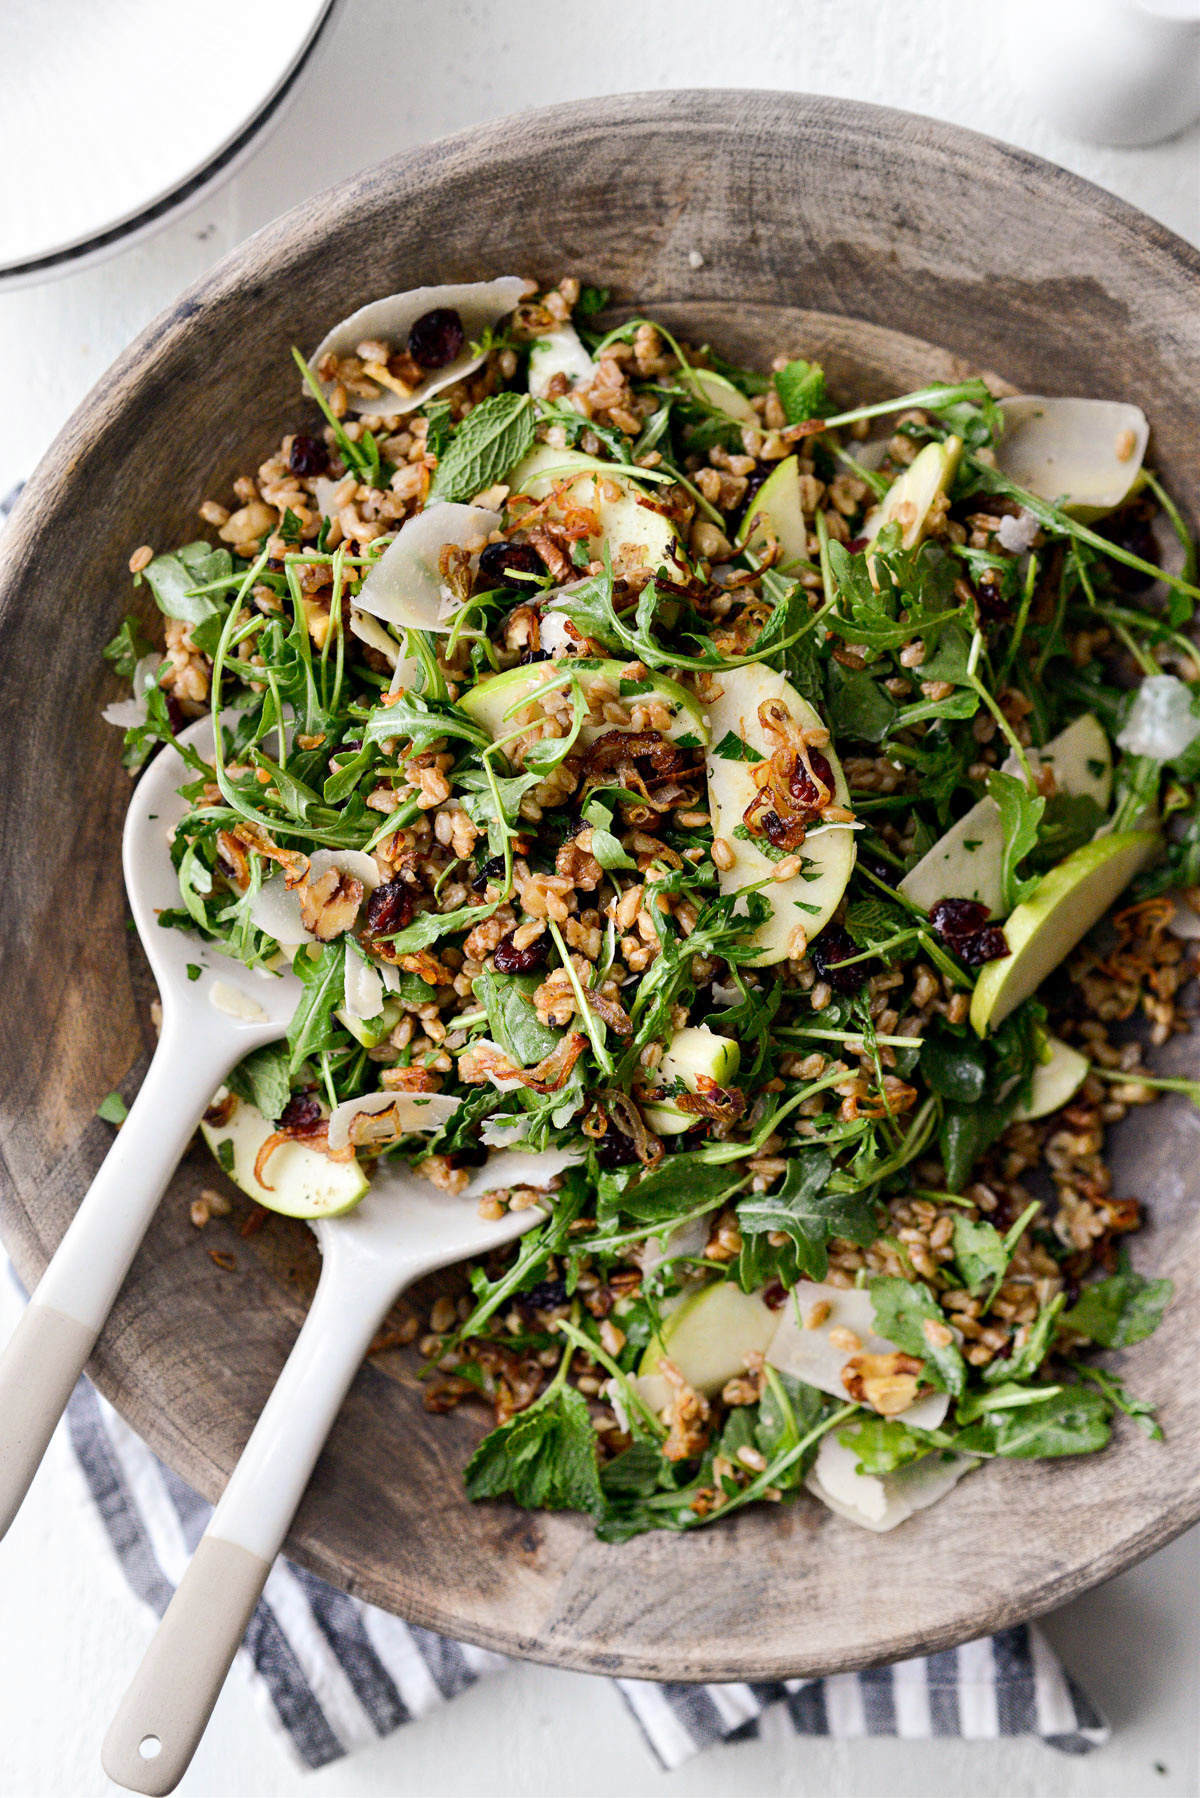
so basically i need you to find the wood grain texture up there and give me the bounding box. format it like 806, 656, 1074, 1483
0, 92, 1197, 1682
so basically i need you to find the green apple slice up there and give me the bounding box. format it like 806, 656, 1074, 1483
1011, 1033, 1090, 1122
642, 1025, 741, 1136
743, 455, 811, 574
678, 367, 758, 424
638, 1279, 779, 1397
863, 436, 963, 549
995, 396, 1149, 520
705, 663, 856, 963
200, 1094, 368, 1220
899, 713, 1113, 919
509, 445, 681, 580
970, 829, 1159, 1034
459, 657, 708, 748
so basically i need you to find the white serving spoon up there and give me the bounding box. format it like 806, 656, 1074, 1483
101, 1168, 545, 1795
0, 718, 301, 1538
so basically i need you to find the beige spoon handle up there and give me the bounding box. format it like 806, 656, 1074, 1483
0, 1303, 97, 1534
101, 1537, 269, 1796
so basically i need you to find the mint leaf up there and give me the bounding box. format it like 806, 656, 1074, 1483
227, 1043, 292, 1124
429, 392, 535, 503
1060, 1250, 1173, 1348
774, 358, 828, 426
464, 1382, 603, 1513
869, 1276, 966, 1395
96, 1091, 128, 1125
825, 661, 896, 744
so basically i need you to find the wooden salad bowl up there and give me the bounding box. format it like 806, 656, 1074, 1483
0, 92, 1197, 1681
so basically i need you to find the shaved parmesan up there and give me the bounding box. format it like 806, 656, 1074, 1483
312, 277, 529, 418
767, 1282, 950, 1429
641, 1211, 713, 1280
343, 945, 385, 1024
208, 982, 268, 1023
102, 653, 161, 728
348, 607, 402, 667
528, 323, 595, 398
327, 1089, 460, 1150
459, 1145, 584, 1199
354, 502, 501, 635
805, 1432, 977, 1532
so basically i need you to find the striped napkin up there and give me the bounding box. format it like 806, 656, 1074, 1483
56, 1356, 1107, 1771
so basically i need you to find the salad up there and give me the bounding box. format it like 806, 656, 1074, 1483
103, 276, 1200, 1538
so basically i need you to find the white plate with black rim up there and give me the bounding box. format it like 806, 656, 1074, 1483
0, 0, 339, 289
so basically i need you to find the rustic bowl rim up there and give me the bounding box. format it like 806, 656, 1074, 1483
1, 89, 1197, 1682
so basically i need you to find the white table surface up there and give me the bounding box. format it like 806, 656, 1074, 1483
1, 3, 1197, 1794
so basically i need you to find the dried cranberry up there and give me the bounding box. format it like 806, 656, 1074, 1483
1101, 500, 1158, 596
518, 1278, 569, 1313
364, 874, 414, 935
808, 924, 866, 995
278, 1092, 324, 1133
493, 928, 547, 974
958, 926, 1010, 966
762, 1279, 788, 1310
472, 853, 506, 893
929, 897, 992, 942
929, 897, 1009, 966
477, 541, 544, 590
595, 1123, 641, 1168
406, 307, 466, 370
165, 692, 187, 735
289, 433, 328, 477
975, 568, 1010, 620
788, 747, 835, 810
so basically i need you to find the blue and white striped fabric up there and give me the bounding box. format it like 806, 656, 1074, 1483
61, 1369, 1107, 1770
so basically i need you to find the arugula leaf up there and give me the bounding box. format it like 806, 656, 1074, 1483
1070, 1362, 1164, 1441
774, 358, 828, 426
464, 1381, 602, 1514
363, 692, 491, 755
1033, 792, 1106, 866
383, 901, 497, 953
953, 1385, 1111, 1458
987, 770, 1046, 911
952, 1215, 1008, 1294
712, 730, 763, 763
582, 794, 637, 870
139, 541, 232, 625
286, 942, 346, 1073
96, 1091, 128, 1125
985, 1293, 1065, 1385
103, 614, 154, 681
738, 1148, 876, 1281
939, 1098, 1013, 1194
575, 284, 611, 319
920, 1033, 988, 1105
422, 398, 453, 459
1060, 1250, 1173, 1348
472, 970, 562, 1067
621, 1157, 748, 1224
226, 1043, 292, 1123
869, 1276, 966, 1395
428, 392, 535, 503
755, 1367, 825, 1462
836, 1414, 943, 1476
825, 661, 896, 743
